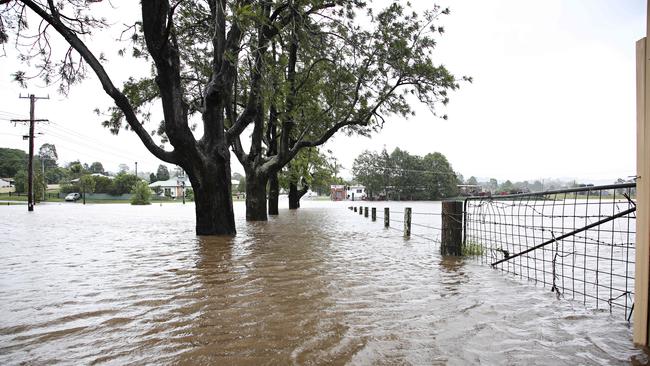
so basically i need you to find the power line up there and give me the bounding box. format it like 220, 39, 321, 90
48, 121, 165, 163
39, 124, 156, 163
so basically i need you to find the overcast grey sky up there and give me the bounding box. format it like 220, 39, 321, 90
0, 0, 646, 183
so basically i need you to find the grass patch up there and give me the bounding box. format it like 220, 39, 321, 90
462, 241, 484, 256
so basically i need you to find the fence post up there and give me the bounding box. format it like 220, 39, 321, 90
404, 207, 411, 237
384, 208, 390, 227
441, 201, 464, 256
359, 205, 363, 215
635, 31, 650, 346
354, 207, 358, 213
371, 207, 376, 221
364, 207, 368, 218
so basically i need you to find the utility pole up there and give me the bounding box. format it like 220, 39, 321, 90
135, 161, 138, 177
42, 157, 46, 201
10, 94, 49, 212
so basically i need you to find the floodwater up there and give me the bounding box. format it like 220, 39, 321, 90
0, 200, 647, 365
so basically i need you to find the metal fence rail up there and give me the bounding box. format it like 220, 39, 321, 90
464, 183, 637, 319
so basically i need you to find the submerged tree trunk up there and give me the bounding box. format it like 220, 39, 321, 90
245, 170, 268, 221
186, 160, 236, 235
288, 179, 309, 209
268, 172, 279, 215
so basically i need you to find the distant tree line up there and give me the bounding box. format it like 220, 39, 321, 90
1, 145, 145, 198
457, 176, 630, 195
352, 148, 459, 200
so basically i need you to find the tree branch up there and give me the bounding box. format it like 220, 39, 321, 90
20, 0, 178, 164
142, 0, 197, 152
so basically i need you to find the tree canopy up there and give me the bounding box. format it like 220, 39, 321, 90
156, 164, 170, 181
2, 0, 465, 233
0, 148, 27, 177
352, 148, 459, 200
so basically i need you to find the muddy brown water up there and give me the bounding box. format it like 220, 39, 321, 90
0, 200, 647, 365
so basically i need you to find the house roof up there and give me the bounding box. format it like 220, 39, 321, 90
148, 176, 192, 188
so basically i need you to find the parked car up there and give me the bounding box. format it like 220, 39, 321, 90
65, 193, 81, 202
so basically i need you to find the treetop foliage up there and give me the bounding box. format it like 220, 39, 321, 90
2, 0, 467, 173
352, 147, 459, 200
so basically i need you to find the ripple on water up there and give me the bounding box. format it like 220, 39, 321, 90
0, 201, 647, 365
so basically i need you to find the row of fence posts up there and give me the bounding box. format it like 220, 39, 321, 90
349, 201, 463, 255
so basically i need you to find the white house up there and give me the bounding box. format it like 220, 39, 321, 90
149, 176, 191, 198
347, 185, 366, 201
0, 178, 12, 188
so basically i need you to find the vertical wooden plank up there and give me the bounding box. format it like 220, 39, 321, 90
634, 36, 649, 346
384, 207, 390, 227
404, 208, 411, 237
364, 207, 368, 218
441, 201, 464, 256
371, 207, 377, 221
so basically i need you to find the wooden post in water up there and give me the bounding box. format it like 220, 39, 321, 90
359, 205, 363, 215
634, 10, 650, 346
371, 207, 376, 221
384, 208, 390, 227
364, 207, 369, 218
404, 207, 411, 237
441, 201, 464, 256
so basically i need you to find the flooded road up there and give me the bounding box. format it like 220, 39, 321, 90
0, 200, 646, 365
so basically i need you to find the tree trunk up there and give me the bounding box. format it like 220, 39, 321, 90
289, 181, 300, 209
246, 171, 268, 221
268, 172, 279, 215
289, 179, 309, 210
187, 161, 236, 236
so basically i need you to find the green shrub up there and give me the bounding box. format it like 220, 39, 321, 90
131, 180, 151, 205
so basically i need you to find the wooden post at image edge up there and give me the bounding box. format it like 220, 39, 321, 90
634, 7, 650, 345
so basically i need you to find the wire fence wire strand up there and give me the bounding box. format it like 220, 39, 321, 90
353, 206, 444, 242
464, 183, 636, 320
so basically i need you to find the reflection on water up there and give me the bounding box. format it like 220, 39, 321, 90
0, 201, 647, 365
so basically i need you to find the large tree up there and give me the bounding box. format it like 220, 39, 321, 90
38, 143, 58, 170
0, 148, 27, 177
156, 164, 170, 181
278, 147, 336, 209
88, 161, 104, 174
352, 150, 386, 199
2, 0, 462, 234
353, 148, 458, 200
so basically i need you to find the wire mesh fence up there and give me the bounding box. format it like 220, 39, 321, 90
464, 183, 637, 319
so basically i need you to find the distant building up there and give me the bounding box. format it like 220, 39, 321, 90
458, 184, 484, 196
149, 176, 191, 198
330, 185, 346, 201
0, 178, 12, 188
330, 184, 367, 201
347, 185, 366, 201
